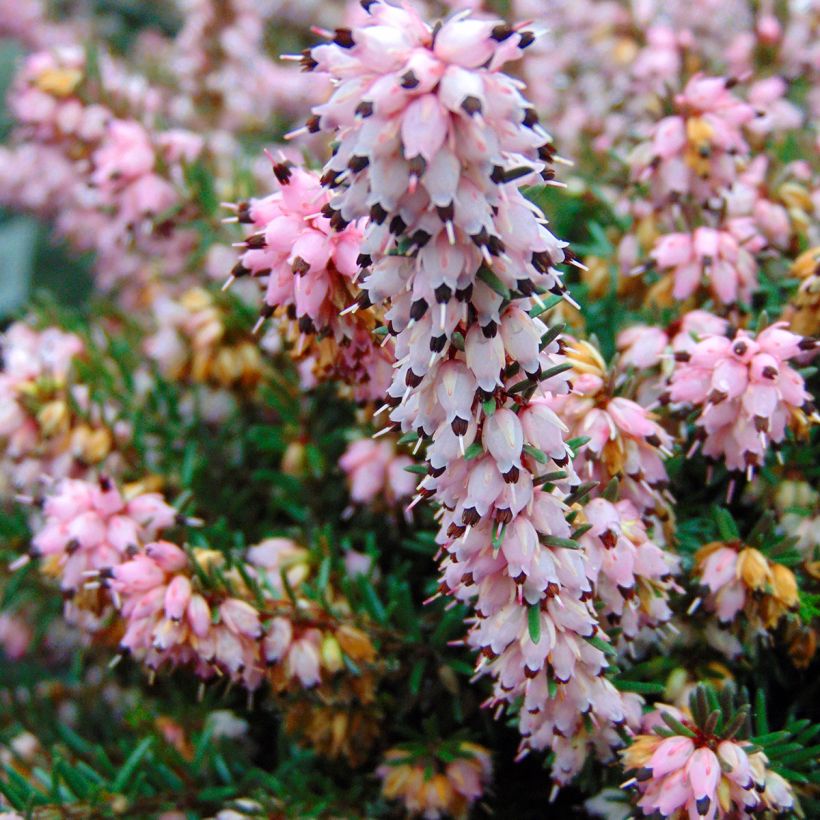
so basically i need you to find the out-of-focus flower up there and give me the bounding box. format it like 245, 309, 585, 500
145, 287, 266, 390
339, 436, 416, 508
650, 227, 757, 306
668, 323, 817, 477
377, 741, 492, 819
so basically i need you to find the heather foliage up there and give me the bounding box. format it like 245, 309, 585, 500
0, 1, 818, 818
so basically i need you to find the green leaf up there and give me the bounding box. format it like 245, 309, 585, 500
529, 294, 562, 318
523, 444, 548, 464
403, 464, 428, 475
112, 737, 154, 793
539, 322, 566, 350
463, 442, 483, 461
585, 634, 616, 657
528, 605, 541, 644
660, 711, 697, 739
614, 680, 666, 695
540, 363, 573, 382
713, 506, 739, 540
477, 266, 511, 299
540, 534, 580, 550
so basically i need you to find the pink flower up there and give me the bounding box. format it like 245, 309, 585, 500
339, 437, 415, 507
297, 1, 651, 784
26, 477, 176, 625
651, 227, 757, 305
668, 323, 816, 475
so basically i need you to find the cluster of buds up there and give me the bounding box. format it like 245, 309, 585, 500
667, 322, 817, 480
377, 741, 492, 819
649, 227, 757, 307
145, 287, 266, 390
339, 436, 416, 509
621, 67, 813, 313
227, 159, 393, 403
621, 687, 795, 819
693, 540, 799, 636
108, 541, 265, 689
545, 339, 674, 518
291, 0, 682, 785
18, 474, 385, 764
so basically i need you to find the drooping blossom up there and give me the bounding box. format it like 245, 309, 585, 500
377, 742, 492, 820
668, 322, 817, 476
339, 436, 416, 508
581, 498, 679, 645
107, 542, 266, 689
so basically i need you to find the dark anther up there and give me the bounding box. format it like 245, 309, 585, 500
436, 202, 455, 223
482, 320, 497, 338
410, 298, 429, 321
451, 417, 469, 436
273, 162, 292, 185
410, 228, 431, 247
461, 96, 482, 116
348, 155, 369, 173
292, 256, 310, 276
333, 28, 355, 48
400, 70, 420, 90
518, 30, 536, 49
434, 283, 452, 303
370, 203, 388, 224
456, 284, 473, 302
245, 233, 266, 249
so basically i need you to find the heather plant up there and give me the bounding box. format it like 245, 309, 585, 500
0, 1, 818, 818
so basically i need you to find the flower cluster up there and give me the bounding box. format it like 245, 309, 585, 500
0, 324, 128, 495
377, 741, 492, 819
27, 476, 176, 626
545, 339, 674, 518
226, 159, 393, 401
298, 1, 675, 785
621, 689, 795, 819
145, 287, 266, 391
339, 436, 416, 509
693, 540, 799, 636
668, 322, 816, 478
